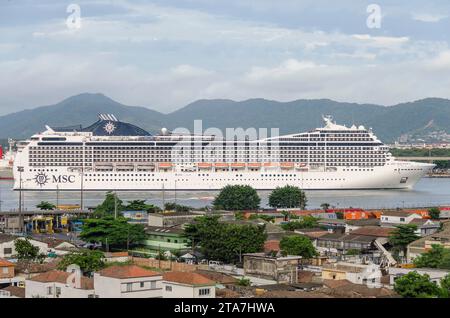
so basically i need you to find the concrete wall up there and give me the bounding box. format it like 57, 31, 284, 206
0, 238, 48, 258
25, 281, 93, 298
93, 274, 163, 298
132, 257, 206, 272
162, 281, 215, 298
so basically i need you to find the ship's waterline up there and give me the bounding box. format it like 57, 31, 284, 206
2, 178, 450, 211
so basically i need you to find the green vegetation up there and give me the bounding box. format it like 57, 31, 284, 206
57, 250, 105, 274
388, 224, 420, 261
36, 201, 56, 210
320, 203, 330, 212
213, 185, 260, 211
234, 212, 245, 220
237, 277, 251, 287
413, 245, 450, 269
93, 192, 125, 218
345, 249, 361, 256
390, 148, 450, 158
14, 238, 46, 263
268, 185, 307, 209
249, 214, 276, 223
79, 216, 146, 249
184, 215, 266, 263
164, 202, 192, 212
281, 215, 319, 231
335, 211, 344, 219
428, 207, 441, 219
279, 235, 317, 258
440, 274, 450, 298
126, 200, 161, 213
394, 271, 441, 298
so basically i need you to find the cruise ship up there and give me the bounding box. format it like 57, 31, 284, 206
13, 114, 434, 191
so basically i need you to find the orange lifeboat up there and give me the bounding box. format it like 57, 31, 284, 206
214, 162, 229, 168
197, 163, 212, 169
248, 163, 262, 168
231, 163, 245, 169
281, 162, 294, 169
158, 162, 173, 169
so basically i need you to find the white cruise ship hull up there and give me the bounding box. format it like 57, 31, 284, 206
13, 161, 433, 191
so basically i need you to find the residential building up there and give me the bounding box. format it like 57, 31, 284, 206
94, 265, 163, 298
407, 221, 450, 262
0, 234, 48, 259
388, 268, 450, 286
148, 212, 199, 227
322, 262, 382, 287
409, 219, 441, 236
162, 271, 216, 298
0, 258, 15, 280
316, 233, 375, 253
380, 211, 422, 227
25, 270, 95, 298
243, 253, 301, 283
142, 225, 190, 257
0, 286, 25, 298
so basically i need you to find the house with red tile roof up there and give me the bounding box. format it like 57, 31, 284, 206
25, 270, 94, 298
94, 265, 163, 298
0, 258, 15, 279
162, 271, 216, 298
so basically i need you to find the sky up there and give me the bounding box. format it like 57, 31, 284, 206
1, 0, 450, 115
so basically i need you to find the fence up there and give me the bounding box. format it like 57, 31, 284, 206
131, 257, 209, 272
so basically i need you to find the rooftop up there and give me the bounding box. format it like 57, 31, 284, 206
193, 270, 238, 285
98, 265, 161, 279
0, 258, 15, 267
349, 226, 394, 238
145, 225, 185, 235
163, 271, 215, 286
1, 286, 25, 298
27, 270, 94, 290
382, 210, 419, 218
0, 233, 18, 243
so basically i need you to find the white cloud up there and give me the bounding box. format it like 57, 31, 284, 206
412, 13, 447, 23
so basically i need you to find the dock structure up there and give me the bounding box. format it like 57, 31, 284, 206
0, 209, 92, 234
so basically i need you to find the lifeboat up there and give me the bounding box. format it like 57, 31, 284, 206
214, 162, 229, 168
248, 162, 262, 168
158, 162, 173, 169
281, 162, 294, 169
197, 163, 212, 169
295, 163, 307, 169
230, 163, 245, 169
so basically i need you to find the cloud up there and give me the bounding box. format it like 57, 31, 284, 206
412, 13, 448, 23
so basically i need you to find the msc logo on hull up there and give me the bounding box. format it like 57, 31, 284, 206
33, 173, 76, 186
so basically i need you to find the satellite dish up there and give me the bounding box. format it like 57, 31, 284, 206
161, 128, 169, 135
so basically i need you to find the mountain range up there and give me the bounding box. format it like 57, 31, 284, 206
1, 93, 450, 143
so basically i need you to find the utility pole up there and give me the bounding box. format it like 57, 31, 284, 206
114, 191, 118, 219
162, 183, 165, 211
18, 166, 24, 233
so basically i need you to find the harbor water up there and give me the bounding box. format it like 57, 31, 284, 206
1, 177, 449, 211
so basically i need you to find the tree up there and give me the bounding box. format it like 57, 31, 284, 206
388, 224, 420, 261
14, 238, 46, 263
213, 185, 260, 211
93, 192, 125, 218
414, 244, 450, 269
428, 207, 441, 220
280, 215, 319, 231
320, 203, 330, 212
184, 215, 267, 263
279, 235, 317, 258
164, 202, 191, 212
440, 273, 450, 298
268, 186, 307, 209
79, 217, 146, 249
394, 271, 441, 298
58, 250, 105, 274
36, 201, 56, 210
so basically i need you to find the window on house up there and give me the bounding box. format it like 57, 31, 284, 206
165, 285, 172, 292
88, 294, 99, 298
2, 267, 8, 274
400, 218, 405, 222
199, 288, 210, 296
151, 281, 156, 289
47, 287, 53, 295
56, 287, 61, 296
140, 282, 144, 288
126, 283, 132, 292
3, 248, 12, 255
